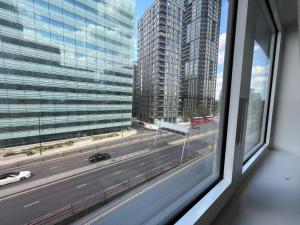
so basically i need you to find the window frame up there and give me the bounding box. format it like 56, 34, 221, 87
83, 0, 283, 225
243, 0, 278, 163
176, 0, 282, 224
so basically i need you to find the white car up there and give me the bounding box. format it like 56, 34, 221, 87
0, 171, 32, 186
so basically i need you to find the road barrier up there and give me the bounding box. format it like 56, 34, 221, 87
27, 151, 204, 225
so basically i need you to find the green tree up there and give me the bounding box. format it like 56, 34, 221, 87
183, 104, 211, 120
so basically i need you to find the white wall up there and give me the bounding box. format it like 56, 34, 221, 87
271, 24, 300, 155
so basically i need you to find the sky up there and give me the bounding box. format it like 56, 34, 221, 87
134, 0, 270, 100
133, 0, 154, 60
136, 0, 154, 20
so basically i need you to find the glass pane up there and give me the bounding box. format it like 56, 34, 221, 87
0, 0, 230, 224
244, 2, 275, 161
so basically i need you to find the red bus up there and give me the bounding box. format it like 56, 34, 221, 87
191, 117, 205, 128
204, 116, 214, 123
191, 116, 214, 128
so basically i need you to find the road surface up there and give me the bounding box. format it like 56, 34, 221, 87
0, 135, 216, 225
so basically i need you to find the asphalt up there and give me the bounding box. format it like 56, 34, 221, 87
0, 135, 216, 225
0, 132, 179, 190
0, 128, 155, 170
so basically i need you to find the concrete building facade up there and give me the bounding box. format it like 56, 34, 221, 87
181, 0, 221, 117
135, 0, 184, 123
135, 0, 221, 122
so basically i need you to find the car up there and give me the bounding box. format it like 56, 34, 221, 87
138, 121, 145, 126
89, 153, 111, 162
0, 171, 32, 186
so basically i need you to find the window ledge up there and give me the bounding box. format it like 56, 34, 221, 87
175, 179, 231, 225
242, 144, 269, 175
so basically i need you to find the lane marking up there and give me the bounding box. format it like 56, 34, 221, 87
83, 159, 89, 161
0, 132, 216, 202
76, 183, 87, 189
24, 201, 40, 208
49, 166, 58, 170
138, 163, 145, 166
113, 171, 122, 175
160, 155, 166, 158
0, 132, 159, 171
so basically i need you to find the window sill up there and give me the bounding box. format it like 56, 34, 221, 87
176, 145, 270, 225
242, 144, 269, 175
175, 179, 231, 225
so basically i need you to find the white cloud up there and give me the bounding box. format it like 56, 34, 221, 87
215, 76, 223, 100
250, 65, 269, 95
254, 43, 260, 52
218, 33, 226, 66
218, 50, 225, 65
217, 72, 223, 78
219, 33, 226, 50
252, 65, 269, 76
251, 76, 268, 94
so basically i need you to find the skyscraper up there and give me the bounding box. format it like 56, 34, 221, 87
181, 0, 221, 117
135, 0, 221, 123
136, 0, 184, 123
0, 0, 135, 147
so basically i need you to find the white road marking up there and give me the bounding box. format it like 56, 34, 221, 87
76, 183, 87, 189
113, 171, 122, 175
83, 159, 89, 161
138, 163, 145, 166
160, 155, 165, 158
24, 201, 40, 208
49, 166, 58, 170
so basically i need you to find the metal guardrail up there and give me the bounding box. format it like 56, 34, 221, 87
27, 152, 202, 225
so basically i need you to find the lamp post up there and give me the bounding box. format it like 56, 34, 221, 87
38, 116, 42, 155
121, 112, 124, 139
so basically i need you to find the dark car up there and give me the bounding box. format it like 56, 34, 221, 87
89, 153, 111, 162
138, 121, 144, 126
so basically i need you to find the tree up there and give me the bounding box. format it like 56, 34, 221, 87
183, 103, 211, 120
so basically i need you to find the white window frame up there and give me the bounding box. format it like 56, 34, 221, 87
176, 0, 282, 224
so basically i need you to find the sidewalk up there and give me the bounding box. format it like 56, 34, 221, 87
0, 129, 141, 167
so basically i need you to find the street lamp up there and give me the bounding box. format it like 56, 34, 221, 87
38, 116, 42, 155
121, 112, 124, 139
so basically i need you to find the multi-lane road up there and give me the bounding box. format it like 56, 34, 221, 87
0, 132, 178, 190
0, 130, 216, 225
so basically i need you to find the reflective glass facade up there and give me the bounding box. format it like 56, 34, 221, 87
0, 0, 135, 147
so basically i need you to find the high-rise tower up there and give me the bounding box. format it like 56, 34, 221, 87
181, 0, 221, 117
136, 0, 184, 122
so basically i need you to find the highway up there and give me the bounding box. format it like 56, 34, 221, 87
0, 132, 179, 190
0, 127, 156, 171
0, 134, 216, 225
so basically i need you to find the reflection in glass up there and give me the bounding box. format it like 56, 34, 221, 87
244, 3, 275, 161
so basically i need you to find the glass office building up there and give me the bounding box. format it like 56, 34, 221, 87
0, 0, 135, 147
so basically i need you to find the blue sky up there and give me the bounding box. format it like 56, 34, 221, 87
133, 0, 154, 60
136, 0, 153, 20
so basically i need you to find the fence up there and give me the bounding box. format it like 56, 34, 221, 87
27, 152, 203, 225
